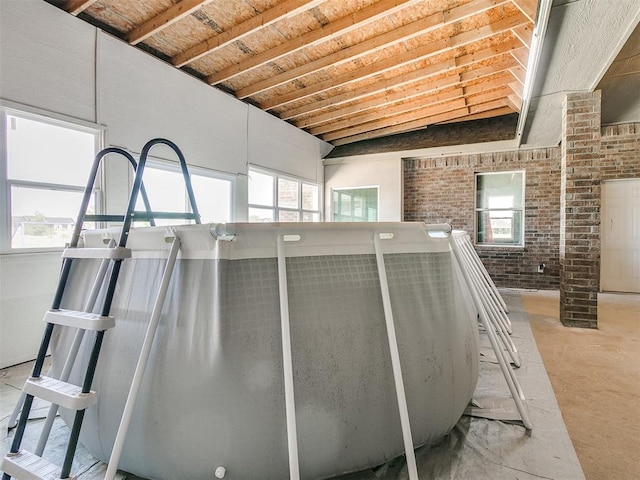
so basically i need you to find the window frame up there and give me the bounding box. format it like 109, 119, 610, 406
331, 185, 380, 222
139, 157, 236, 225
248, 167, 322, 223
474, 170, 525, 247
0, 102, 104, 253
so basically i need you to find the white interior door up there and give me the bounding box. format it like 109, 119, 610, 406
600, 179, 640, 293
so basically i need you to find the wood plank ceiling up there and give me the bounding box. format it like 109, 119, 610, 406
51, 0, 537, 146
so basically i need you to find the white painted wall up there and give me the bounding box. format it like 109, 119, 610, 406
324, 155, 402, 222
0, 0, 331, 367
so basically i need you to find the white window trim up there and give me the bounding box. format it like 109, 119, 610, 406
474, 170, 525, 248
248, 166, 322, 222
0, 103, 104, 254
331, 185, 380, 222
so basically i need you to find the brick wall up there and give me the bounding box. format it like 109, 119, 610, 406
559, 91, 602, 328
403, 119, 640, 295
601, 123, 640, 180
404, 148, 561, 290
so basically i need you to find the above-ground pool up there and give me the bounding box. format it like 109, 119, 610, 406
51, 222, 479, 480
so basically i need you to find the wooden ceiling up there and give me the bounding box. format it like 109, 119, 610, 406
51, 0, 537, 146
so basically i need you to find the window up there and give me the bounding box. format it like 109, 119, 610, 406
248, 168, 321, 222
135, 161, 234, 225
332, 187, 378, 222
1, 109, 101, 251
475, 171, 524, 246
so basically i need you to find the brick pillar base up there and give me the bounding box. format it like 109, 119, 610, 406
559, 91, 602, 328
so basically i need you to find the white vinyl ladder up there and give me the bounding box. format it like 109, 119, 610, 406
449, 233, 532, 430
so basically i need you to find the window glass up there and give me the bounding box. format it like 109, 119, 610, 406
10, 186, 96, 249
136, 164, 233, 225
475, 171, 524, 246
248, 168, 321, 222
192, 175, 232, 224
249, 170, 274, 207
249, 207, 274, 223
332, 187, 378, 222
137, 167, 186, 217
7, 115, 95, 186
3, 111, 99, 250
278, 178, 299, 209
278, 210, 300, 222
302, 184, 319, 211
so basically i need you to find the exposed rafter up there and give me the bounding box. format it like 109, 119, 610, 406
262, 11, 528, 111
204, 0, 424, 84
280, 35, 524, 121
172, 0, 326, 68
322, 86, 511, 142
126, 0, 214, 45
54, 0, 539, 146
64, 0, 98, 15
236, 0, 511, 99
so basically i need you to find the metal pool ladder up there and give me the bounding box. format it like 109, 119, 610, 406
2, 139, 200, 480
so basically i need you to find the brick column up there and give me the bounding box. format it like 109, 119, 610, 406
559, 91, 602, 328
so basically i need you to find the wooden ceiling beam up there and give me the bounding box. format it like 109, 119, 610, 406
309, 87, 465, 136
438, 105, 514, 124
310, 78, 514, 135
329, 107, 467, 146
203, 0, 423, 83
299, 67, 514, 130
468, 97, 507, 114
510, 46, 529, 68
237, 0, 511, 99
322, 86, 510, 141
126, 0, 213, 45
171, 0, 325, 67
509, 64, 526, 84
510, 0, 538, 23
330, 98, 509, 146
511, 23, 533, 48
324, 99, 469, 142
281, 35, 523, 121
64, 0, 98, 15
508, 80, 524, 97
506, 94, 522, 111
296, 72, 461, 129
261, 10, 529, 111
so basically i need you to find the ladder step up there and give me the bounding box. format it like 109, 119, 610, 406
23, 376, 97, 411
44, 309, 115, 331
62, 246, 131, 260
1, 450, 75, 480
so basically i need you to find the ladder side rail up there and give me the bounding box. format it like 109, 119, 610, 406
458, 236, 511, 324
138, 139, 201, 225
60, 329, 106, 479
454, 235, 513, 334
455, 237, 521, 368
450, 238, 533, 430
5, 321, 55, 463
373, 234, 419, 480
276, 235, 300, 480
459, 234, 509, 315
454, 237, 516, 345
104, 236, 181, 480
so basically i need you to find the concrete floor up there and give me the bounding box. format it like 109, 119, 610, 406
520, 290, 640, 480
